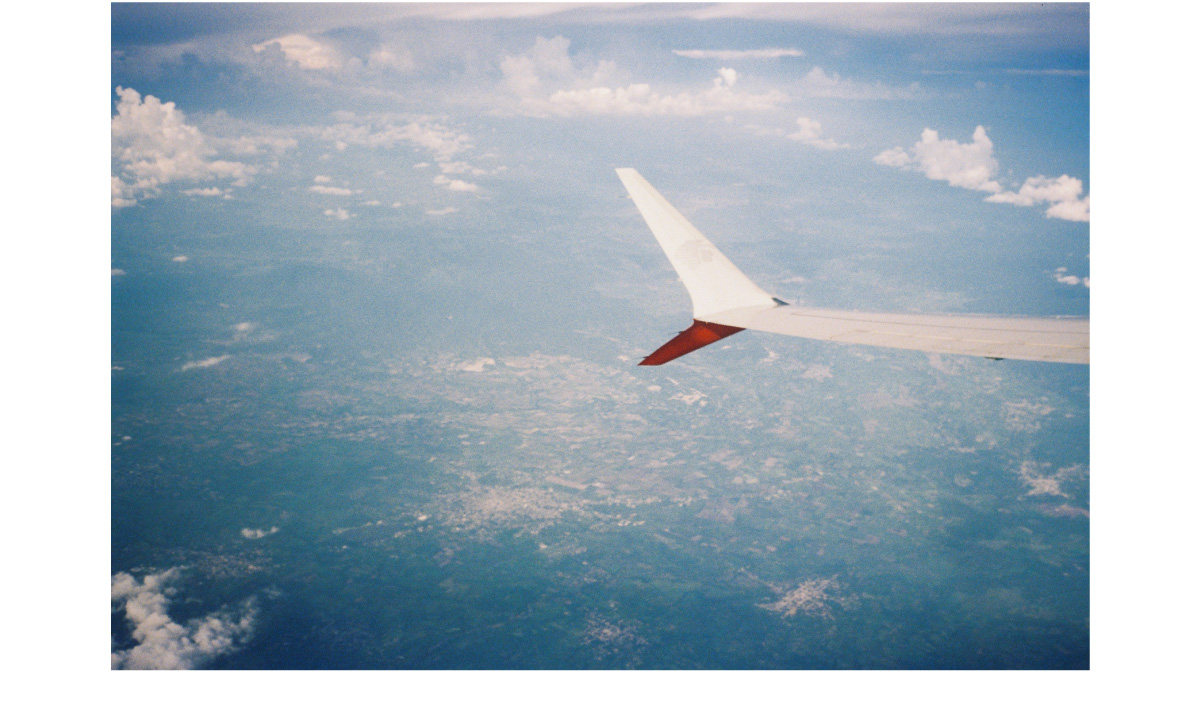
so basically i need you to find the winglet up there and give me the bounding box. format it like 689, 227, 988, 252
616, 168, 776, 320
640, 320, 744, 366
618, 168, 778, 365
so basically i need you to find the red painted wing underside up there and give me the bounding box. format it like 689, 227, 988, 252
639, 319, 744, 366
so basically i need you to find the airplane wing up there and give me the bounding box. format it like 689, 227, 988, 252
615, 168, 1089, 366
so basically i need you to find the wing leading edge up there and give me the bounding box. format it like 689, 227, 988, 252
616, 168, 1089, 365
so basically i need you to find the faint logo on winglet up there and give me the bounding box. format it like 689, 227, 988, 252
673, 239, 714, 267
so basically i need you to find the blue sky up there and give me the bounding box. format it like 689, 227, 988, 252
110, 4, 1090, 213
109, 3, 1095, 331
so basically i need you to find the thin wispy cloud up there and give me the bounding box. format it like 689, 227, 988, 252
181, 186, 230, 198
309, 185, 356, 195
673, 48, 803, 60
180, 355, 229, 371
798, 67, 921, 101
1004, 68, 1088, 76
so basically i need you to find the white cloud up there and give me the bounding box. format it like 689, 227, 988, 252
439, 161, 487, 176
544, 76, 784, 116
872, 146, 911, 167
181, 187, 229, 198
313, 175, 333, 184
1017, 461, 1086, 499
320, 114, 474, 162
434, 175, 479, 193
502, 36, 786, 117
875, 126, 1002, 192
111, 87, 255, 208
801, 364, 833, 381
674, 48, 804, 60
1051, 266, 1090, 287
240, 526, 279, 539
111, 569, 255, 670
799, 67, 920, 100
786, 116, 848, 150
458, 357, 495, 372
324, 207, 354, 220
877, 126, 1090, 222
172, 255, 189, 262
111, 268, 126, 277
987, 174, 1090, 222
180, 355, 229, 371
309, 184, 356, 195
252, 34, 342, 70
426, 207, 459, 216
368, 46, 415, 72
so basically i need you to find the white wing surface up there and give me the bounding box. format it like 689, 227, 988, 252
616, 168, 776, 318
616, 168, 1089, 366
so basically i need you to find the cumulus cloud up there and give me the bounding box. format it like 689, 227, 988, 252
320, 113, 474, 162
324, 207, 354, 220
317, 114, 495, 194
434, 175, 479, 193
252, 33, 342, 70
458, 357, 495, 372
171, 255, 189, 262
875, 126, 1002, 192
987, 174, 1090, 222
426, 207, 459, 216
111, 569, 255, 670
241, 526, 279, 539
875, 126, 1089, 222
502, 36, 786, 117
787, 116, 848, 150
674, 48, 804, 60
1051, 267, 1090, 287
181, 355, 229, 371
111, 87, 255, 208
